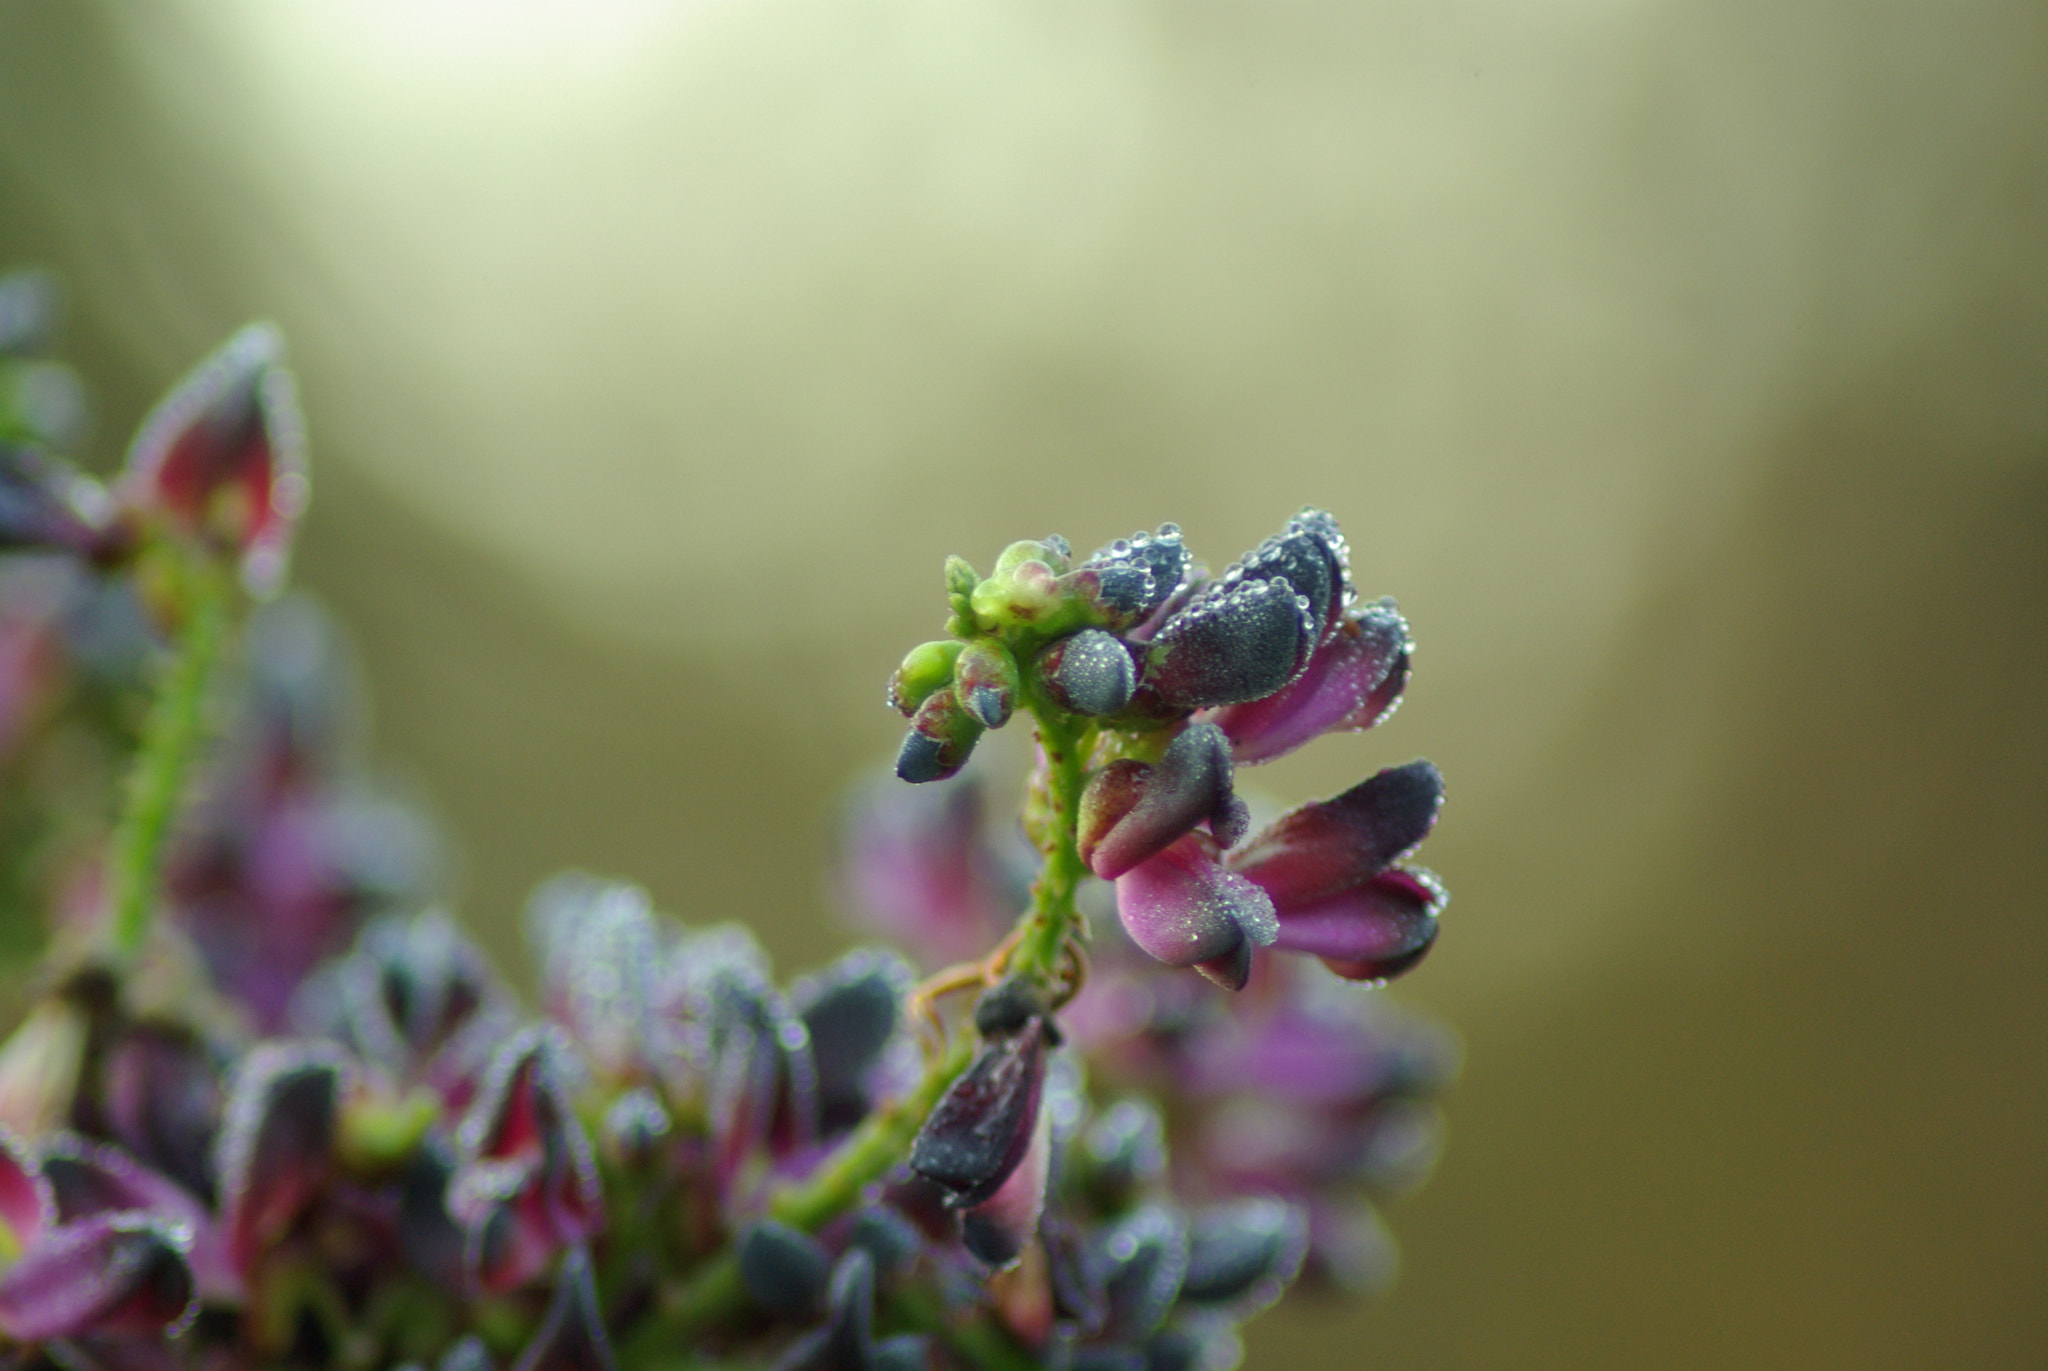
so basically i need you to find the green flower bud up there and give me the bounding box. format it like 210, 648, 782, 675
993, 537, 1071, 577
889, 639, 965, 717
970, 557, 1062, 631
953, 639, 1020, 729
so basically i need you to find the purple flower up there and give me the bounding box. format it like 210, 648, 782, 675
0, 1128, 197, 1346
1204, 598, 1410, 765
448, 1027, 604, 1294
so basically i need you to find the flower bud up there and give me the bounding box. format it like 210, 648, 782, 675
1142, 575, 1317, 711
1080, 724, 1240, 882
895, 687, 983, 784
0, 999, 87, 1140
909, 1017, 1051, 1209
120, 324, 308, 597
993, 537, 1071, 578
953, 639, 1020, 729
216, 1043, 348, 1277
1034, 630, 1136, 717
969, 554, 1063, 631
888, 639, 963, 717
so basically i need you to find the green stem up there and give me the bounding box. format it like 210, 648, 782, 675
659, 1033, 977, 1342
650, 699, 1095, 1353
1012, 705, 1090, 982
106, 558, 233, 961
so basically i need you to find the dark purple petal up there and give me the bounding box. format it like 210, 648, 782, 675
120, 324, 307, 596
910, 1020, 1049, 1209
1140, 576, 1315, 711
0, 1214, 194, 1342
215, 1042, 346, 1276
738, 1220, 831, 1318
1234, 509, 1350, 643
508, 1248, 618, 1371
1033, 630, 1136, 718
91, 1026, 223, 1202
1279, 867, 1446, 982
772, 1249, 877, 1371
793, 949, 913, 1135
1230, 761, 1443, 910
308, 910, 508, 1093
960, 1085, 1052, 1271
0, 1127, 51, 1252
1111, 835, 1276, 974
1206, 600, 1410, 764
1070, 525, 1191, 628
1178, 1198, 1308, 1316
1082, 724, 1238, 881
1090, 1205, 1187, 1342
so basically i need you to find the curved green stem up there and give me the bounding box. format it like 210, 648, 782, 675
107, 558, 233, 961
1012, 705, 1091, 982
656, 1032, 977, 1343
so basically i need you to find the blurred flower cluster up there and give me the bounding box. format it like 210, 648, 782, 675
0, 268, 1455, 1371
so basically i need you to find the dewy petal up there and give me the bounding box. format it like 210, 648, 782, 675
1141, 577, 1316, 711
452, 1027, 604, 1291
1082, 724, 1238, 881
121, 324, 307, 597
214, 1042, 346, 1277
37, 1136, 232, 1301
961, 1087, 1052, 1270
1178, 1197, 1310, 1318
0, 1213, 195, 1342
1229, 761, 1443, 910
1234, 509, 1350, 643
1034, 629, 1137, 717
1091, 1204, 1189, 1343
1206, 600, 1410, 765
791, 949, 913, 1135
1280, 866, 1446, 982
1113, 834, 1277, 973
910, 1019, 1049, 1209
507, 1248, 619, 1371
525, 875, 659, 1083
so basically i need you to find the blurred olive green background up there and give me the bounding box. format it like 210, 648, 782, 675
4, 0, 2046, 1366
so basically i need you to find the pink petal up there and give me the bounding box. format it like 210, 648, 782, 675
1271, 867, 1445, 982
1113, 834, 1276, 972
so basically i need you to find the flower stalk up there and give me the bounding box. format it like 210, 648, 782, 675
105, 550, 234, 962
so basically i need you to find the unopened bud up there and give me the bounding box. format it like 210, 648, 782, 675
888, 640, 964, 717
953, 639, 1019, 729
895, 687, 983, 783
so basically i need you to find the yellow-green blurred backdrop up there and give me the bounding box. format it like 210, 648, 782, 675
3, 1, 2044, 1366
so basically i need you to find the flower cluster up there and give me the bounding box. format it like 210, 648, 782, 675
0, 272, 1456, 1371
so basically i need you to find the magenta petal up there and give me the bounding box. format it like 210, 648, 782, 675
0, 1127, 52, 1250
1084, 724, 1237, 881
39, 1137, 234, 1302
1271, 867, 1445, 982
453, 1028, 604, 1292
215, 1042, 347, 1277
1114, 835, 1277, 971
1207, 601, 1409, 765
0, 1214, 195, 1342
1230, 762, 1443, 910
960, 1090, 1052, 1271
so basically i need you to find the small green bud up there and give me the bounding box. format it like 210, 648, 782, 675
993, 537, 1071, 577
954, 639, 1020, 729
970, 558, 1062, 631
890, 639, 965, 717
944, 555, 980, 598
